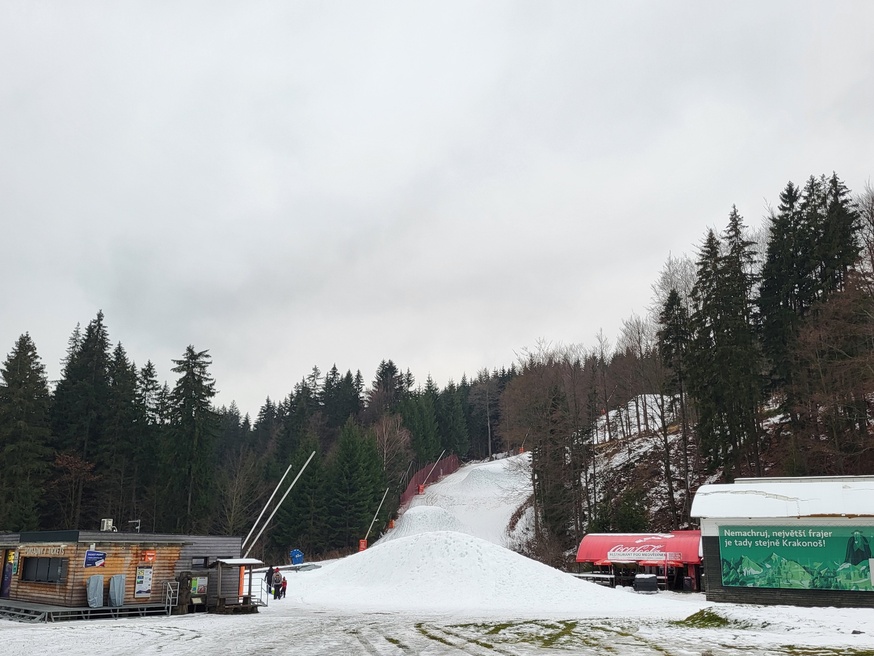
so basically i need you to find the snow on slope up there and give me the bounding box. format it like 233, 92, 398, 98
377, 505, 470, 541
288, 529, 697, 618
398, 453, 532, 546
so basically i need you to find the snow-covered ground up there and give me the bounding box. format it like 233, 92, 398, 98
2, 454, 874, 655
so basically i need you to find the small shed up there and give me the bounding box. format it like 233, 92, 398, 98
212, 558, 264, 613
691, 475, 874, 607
575, 531, 702, 590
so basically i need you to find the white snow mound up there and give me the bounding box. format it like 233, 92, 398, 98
291, 530, 689, 618
379, 505, 470, 542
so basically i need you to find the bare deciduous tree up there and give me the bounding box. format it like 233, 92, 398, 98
214, 447, 264, 536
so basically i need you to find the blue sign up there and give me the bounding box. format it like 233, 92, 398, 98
84, 550, 106, 568
289, 549, 304, 565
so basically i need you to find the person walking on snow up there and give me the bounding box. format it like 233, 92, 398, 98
281, 576, 287, 598
272, 569, 283, 600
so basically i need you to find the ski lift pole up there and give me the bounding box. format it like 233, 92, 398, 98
242, 461, 294, 553
398, 460, 413, 486
364, 486, 390, 541
243, 451, 316, 558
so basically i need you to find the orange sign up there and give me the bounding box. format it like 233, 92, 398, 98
141, 549, 156, 563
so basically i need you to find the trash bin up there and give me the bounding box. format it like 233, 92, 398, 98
683, 576, 693, 591
632, 574, 658, 593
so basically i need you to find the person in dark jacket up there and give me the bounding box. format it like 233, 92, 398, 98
265, 566, 274, 594
272, 569, 283, 599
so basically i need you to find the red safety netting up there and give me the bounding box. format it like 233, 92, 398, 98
398, 454, 461, 508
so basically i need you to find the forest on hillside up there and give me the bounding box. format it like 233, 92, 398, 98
2, 172, 873, 565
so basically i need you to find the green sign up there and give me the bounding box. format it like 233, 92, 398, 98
719, 526, 874, 591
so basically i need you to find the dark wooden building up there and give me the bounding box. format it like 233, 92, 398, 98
691, 475, 874, 607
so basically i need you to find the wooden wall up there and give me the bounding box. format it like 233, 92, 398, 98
10, 542, 183, 608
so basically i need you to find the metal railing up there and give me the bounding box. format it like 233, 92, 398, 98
164, 581, 179, 615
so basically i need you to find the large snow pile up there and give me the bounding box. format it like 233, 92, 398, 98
288, 529, 694, 618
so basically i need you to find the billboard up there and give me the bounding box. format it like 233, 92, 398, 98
719, 526, 874, 591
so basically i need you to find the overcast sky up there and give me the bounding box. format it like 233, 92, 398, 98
2, 1, 873, 417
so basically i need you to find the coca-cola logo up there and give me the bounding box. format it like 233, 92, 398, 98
610, 544, 664, 554
607, 544, 683, 560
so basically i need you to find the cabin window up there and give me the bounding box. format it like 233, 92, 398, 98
21, 557, 65, 583
191, 557, 207, 568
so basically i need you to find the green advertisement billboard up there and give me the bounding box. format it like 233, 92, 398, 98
719, 526, 874, 591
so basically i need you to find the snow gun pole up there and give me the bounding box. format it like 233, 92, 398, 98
243, 451, 316, 558
364, 486, 390, 541
242, 462, 294, 553
423, 450, 446, 488
399, 460, 413, 486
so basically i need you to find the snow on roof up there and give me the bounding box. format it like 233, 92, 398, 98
691, 476, 874, 519
217, 558, 263, 566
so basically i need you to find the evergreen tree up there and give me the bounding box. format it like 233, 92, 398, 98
437, 381, 469, 457
97, 343, 141, 525
719, 206, 764, 475
687, 209, 763, 480
656, 288, 694, 517
820, 172, 860, 295
367, 360, 409, 417
688, 229, 725, 474
400, 392, 439, 463
137, 364, 169, 532
216, 401, 245, 455
253, 397, 280, 456
759, 181, 804, 396
326, 420, 385, 549
0, 334, 52, 530
799, 175, 828, 304
167, 345, 218, 533
49, 311, 112, 527
322, 364, 344, 429
338, 370, 363, 425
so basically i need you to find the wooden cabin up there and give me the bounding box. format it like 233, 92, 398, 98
0, 528, 253, 617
